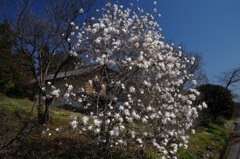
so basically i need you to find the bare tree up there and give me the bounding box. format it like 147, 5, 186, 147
1, 0, 95, 124
218, 66, 240, 89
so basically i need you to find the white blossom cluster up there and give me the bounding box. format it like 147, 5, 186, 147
41, 84, 61, 100
65, 2, 207, 158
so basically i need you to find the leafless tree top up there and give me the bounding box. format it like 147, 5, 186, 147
218, 66, 240, 89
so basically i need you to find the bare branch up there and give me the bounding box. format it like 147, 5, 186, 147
218, 67, 240, 89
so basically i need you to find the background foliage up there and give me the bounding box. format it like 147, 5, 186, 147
197, 84, 234, 119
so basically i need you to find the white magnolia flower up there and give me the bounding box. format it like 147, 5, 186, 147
191, 80, 197, 85
94, 119, 102, 127
136, 138, 143, 144
95, 128, 100, 134
129, 86, 136, 92
109, 130, 114, 136
79, 8, 84, 13
202, 102, 208, 108
51, 89, 60, 97
191, 129, 196, 134
82, 116, 89, 125
70, 119, 78, 129
114, 113, 120, 120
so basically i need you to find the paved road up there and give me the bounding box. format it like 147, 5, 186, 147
227, 119, 240, 159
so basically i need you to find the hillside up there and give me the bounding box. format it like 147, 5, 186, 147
0, 96, 232, 159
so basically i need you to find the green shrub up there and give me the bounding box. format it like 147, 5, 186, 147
197, 84, 234, 120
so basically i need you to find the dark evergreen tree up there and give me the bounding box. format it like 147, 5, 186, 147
197, 84, 234, 119
0, 20, 33, 97
0, 19, 16, 94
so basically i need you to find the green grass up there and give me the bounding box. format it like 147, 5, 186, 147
0, 97, 232, 159
177, 122, 231, 159
0, 97, 33, 111
0, 97, 88, 158
0, 96, 81, 120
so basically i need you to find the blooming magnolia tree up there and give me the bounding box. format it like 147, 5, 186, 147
54, 2, 207, 158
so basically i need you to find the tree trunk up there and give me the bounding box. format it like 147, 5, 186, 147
43, 104, 49, 124
38, 93, 53, 124
43, 97, 53, 124
97, 133, 110, 157
38, 93, 44, 124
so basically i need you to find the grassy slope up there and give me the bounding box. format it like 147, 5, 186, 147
0, 96, 88, 159
177, 121, 232, 159
0, 97, 232, 159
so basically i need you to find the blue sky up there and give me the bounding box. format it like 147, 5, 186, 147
1, 0, 240, 83
154, 0, 240, 82
95, 0, 240, 82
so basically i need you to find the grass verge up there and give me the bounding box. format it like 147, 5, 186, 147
177, 120, 232, 159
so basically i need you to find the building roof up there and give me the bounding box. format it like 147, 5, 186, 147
46, 65, 101, 80
30, 64, 117, 83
